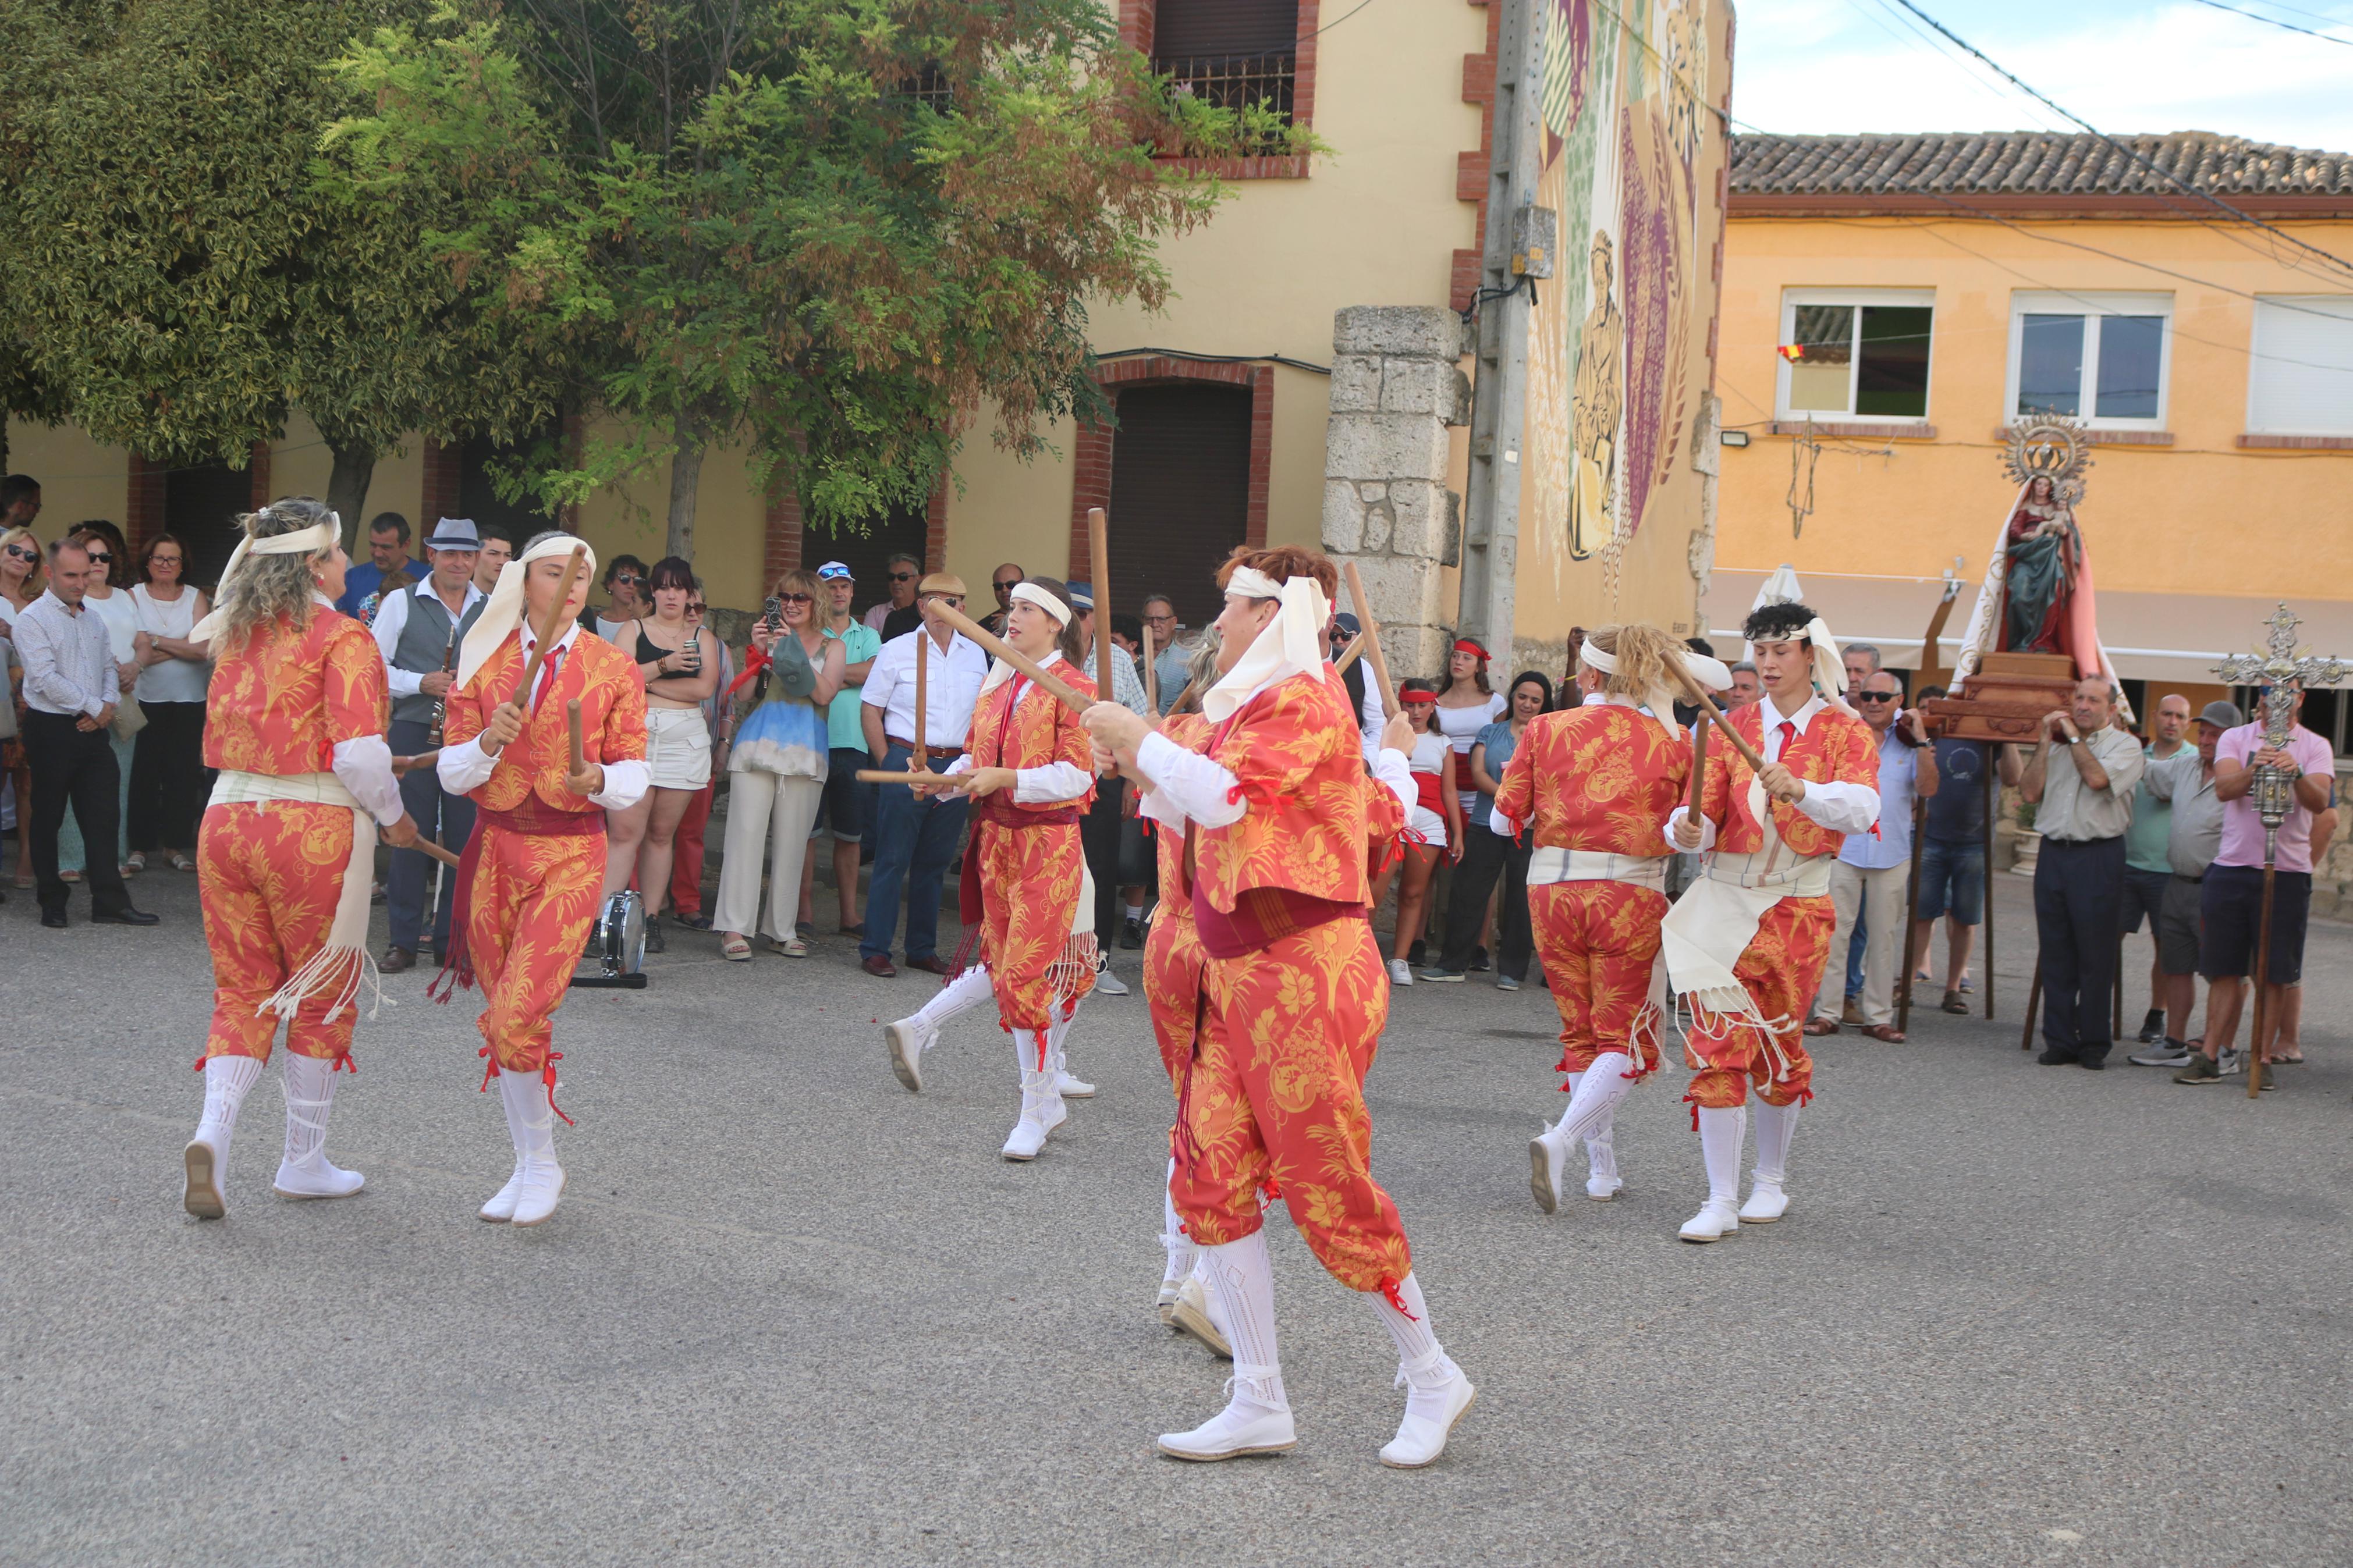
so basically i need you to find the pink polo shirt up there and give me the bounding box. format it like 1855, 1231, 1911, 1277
2213, 722, 2336, 873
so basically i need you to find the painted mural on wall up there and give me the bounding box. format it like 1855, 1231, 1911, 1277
1524, 0, 1720, 611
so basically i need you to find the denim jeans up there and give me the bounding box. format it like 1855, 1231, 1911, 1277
859, 742, 970, 963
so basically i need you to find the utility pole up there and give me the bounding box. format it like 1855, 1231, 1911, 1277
1457, 0, 1550, 665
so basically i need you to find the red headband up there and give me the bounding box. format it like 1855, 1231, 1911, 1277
1452, 639, 1490, 660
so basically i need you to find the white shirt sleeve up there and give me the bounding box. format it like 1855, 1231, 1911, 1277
437, 735, 495, 797
590, 758, 648, 812
1134, 730, 1246, 830
1665, 804, 1718, 853
1014, 760, 1094, 804
331, 736, 407, 826
371, 590, 424, 698
1372, 745, 1418, 816
1791, 779, 1881, 835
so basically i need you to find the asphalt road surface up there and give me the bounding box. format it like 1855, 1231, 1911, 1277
5, 867, 2349, 1566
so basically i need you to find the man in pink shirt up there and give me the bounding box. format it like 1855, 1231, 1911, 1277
2175, 687, 2336, 1085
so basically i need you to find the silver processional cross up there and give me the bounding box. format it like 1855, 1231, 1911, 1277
2210, 604, 2347, 1097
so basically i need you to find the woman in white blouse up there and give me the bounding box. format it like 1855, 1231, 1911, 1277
127, 532, 213, 872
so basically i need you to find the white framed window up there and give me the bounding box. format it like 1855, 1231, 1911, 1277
1775, 288, 1935, 422
2247, 295, 2353, 436
2006, 291, 2171, 428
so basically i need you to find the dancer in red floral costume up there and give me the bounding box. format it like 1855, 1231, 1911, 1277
437, 533, 648, 1228
1663, 600, 1879, 1242
1086, 545, 1474, 1469
183, 499, 418, 1218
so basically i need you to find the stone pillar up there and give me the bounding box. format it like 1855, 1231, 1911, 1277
1321, 307, 1472, 681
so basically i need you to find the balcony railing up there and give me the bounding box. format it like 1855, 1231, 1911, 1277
1155, 50, 1297, 151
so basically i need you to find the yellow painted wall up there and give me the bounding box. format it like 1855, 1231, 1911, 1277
1714, 213, 2353, 598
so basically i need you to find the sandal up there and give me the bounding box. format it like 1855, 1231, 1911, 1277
2273, 1052, 2306, 1065
1802, 1018, 1840, 1037
170, 852, 196, 872
719, 933, 752, 962
125, 852, 146, 874
1941, 990, 1968, 1015
767, 934, 810, 958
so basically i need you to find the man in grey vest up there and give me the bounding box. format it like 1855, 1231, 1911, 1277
371, 517, 487, 970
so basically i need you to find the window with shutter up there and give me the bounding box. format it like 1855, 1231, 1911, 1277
1106, 382, 1254, 628
1152, 0, 1300, 142
165, 461, 260, 591
2248, 296, 2353, 437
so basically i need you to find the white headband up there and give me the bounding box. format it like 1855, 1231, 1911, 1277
1010, 581, 1071, 627
1580, 638, 1732, 732
456, 534, 598, 689
190, 514, 340, 643
1580, 642, 1617, 673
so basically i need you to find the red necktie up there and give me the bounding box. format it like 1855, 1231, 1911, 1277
1774, 720, 1795, 762
533, 645, 565, 711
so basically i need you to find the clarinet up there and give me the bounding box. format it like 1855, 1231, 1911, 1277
426, 625, 456, 746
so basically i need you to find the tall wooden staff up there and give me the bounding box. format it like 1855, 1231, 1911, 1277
1982, 754, 1996, 1021
1142, 624, 1158, 714
1087, 507, 1114, 700
1899, 793, 1925, 1034
856, 603, 1092, 783
1340, 561, 1400, 719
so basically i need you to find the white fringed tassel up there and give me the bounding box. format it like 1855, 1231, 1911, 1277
258, 805, 384, 1025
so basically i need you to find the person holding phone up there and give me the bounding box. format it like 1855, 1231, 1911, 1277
714, 568, 843, 961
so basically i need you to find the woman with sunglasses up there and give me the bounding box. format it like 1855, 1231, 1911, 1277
1, 525, 43, 887
56, 523, 139, 882
715, 568, 844, 959
592, 554, 650, 642
604, 556, 720, 952
126, 532, 212, 873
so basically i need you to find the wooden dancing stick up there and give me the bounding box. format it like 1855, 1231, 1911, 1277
936, 602, 1092, 713
511, 543, 590, 710
1142, 624, 1158, 714
391, 750, 441, 778
1687, 710, 1711, 817
391, 833, 463, 870
566, 698, 586, 777
1339, 561, 1399, 717
1087, 507, 1113, 699
915, 617, 928, 757
1333, 631, 1367, 675
1666, 667, 1769, 774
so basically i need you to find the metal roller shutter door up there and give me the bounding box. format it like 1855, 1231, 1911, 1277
1105, 382, 1252, 630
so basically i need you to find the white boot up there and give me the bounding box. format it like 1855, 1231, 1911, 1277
1047, 1004, 1094, 1098
885, 963, 995, 1092
1585, 1124, 1624, 1201
1157, 1232, 1295, 1460
273, 1054, 364, 1199
1740, 1098, 1798, 1223
1529, 1056, 1632, 1214
184, 1054, 264, 1219
478, 1066, 527, 1223
499, 1067, 566, 1226
1000, 1030, 1066, 1161
1368, 1273, 1475, 1468
1680, 1105, 1746, 1242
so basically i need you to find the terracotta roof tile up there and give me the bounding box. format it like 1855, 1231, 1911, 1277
1731, 132, 2353, 198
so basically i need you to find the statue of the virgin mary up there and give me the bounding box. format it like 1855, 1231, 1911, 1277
1954, 419, 2125, 702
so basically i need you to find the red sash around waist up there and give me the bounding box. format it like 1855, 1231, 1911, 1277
959, 793, 1084, 923
481, 799, 606, 837
1192, 881, 1355, 960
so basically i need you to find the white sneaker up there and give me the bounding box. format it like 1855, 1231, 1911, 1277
1169, 1275, 1233, 1359
1679, 1199, 1742, 1243
884, 1018, 931, 1093
1528, 1131, 1568, 1214
1379, 1367, 1477, 1469
478, 1161, 526, 1223
1156, 1395, 1296, 1462
1055, 1071, 1095, 1099
1092, 963, 1130, 997
1387, 958, 1414, 986
1737, 1180, 1789, 1224
1000, 1073, 1066, 1161
512, 1158, 566, 1226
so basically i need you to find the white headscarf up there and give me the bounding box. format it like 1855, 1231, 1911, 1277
1202, 567, 1330, 724
189, 513, 340, 645
456, 534, 597, 689
1802, 614, 1856, 717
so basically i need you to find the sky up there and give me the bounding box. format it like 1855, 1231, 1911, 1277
1732, 0, 2353, 154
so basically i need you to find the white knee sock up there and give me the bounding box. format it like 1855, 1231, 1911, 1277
1200, 1232, 1286, 1410
1550, 1054, 1634, 1151
194, 1054, 264, 1169
1047, 1000, 1082, 1078
1367, 1272, 1460, 1388
1698, 1105, 1745, 1206
1751, 1098, 1799, 1187
279, 1054, 340, 1170
913, 962, 994, 1029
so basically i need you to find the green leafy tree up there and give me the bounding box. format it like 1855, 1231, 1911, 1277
0, 0, 565, 535
327, 0, 1303, 558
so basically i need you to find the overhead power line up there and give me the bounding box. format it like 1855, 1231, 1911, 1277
2186, 0, 2353, 47
1884, 0, 2353, 283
